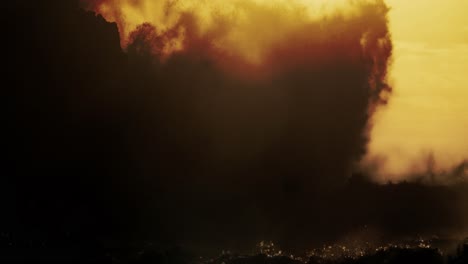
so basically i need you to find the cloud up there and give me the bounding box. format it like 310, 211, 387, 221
6, 0, 467, 254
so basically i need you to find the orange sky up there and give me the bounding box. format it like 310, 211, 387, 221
84, 0, 467, 182
86, 0, 371, 64
366, 0, 468, 181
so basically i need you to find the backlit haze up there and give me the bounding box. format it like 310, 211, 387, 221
82, 0, 467, 183
5, 0, 468, 259
365, 0, 468, 182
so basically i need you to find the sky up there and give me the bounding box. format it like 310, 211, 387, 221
82, 0, 468, 183
366, 0, 468, 181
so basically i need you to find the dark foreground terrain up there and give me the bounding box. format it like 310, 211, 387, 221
0, 239, 467, 263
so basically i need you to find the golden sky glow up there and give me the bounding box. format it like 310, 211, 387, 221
366, 0, 468, 181
83, 0, 467, 182
85, 0, 374, 64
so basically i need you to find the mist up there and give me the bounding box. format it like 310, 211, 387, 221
4, 0, 468, 258
364, 0, 468, 183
